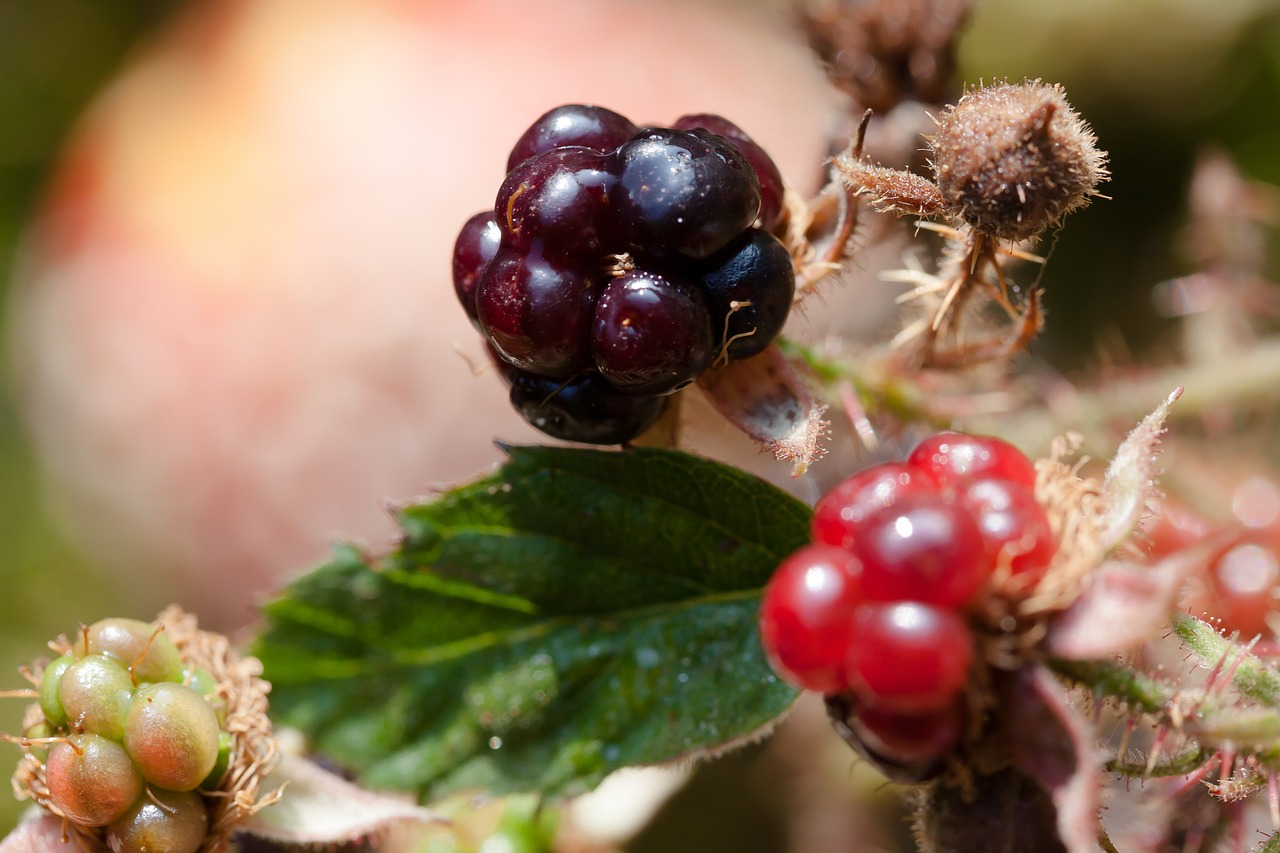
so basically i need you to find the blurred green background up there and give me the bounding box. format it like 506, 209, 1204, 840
1, 0, 1280, 841
0, 0, 183, 833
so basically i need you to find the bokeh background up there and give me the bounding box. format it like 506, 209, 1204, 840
0, 0, 183, 833
2, 0, 1280, 843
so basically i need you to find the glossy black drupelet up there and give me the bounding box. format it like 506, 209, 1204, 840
495, 148, 618, 263
592, 270, 715, 396
506, 104, 638, 173
672, 113, 785, 232
475, 248, 596, 377
699, 229, 796, 361
613, 128, 761, 260
451, 211, 501, 328
508, 370, 666, 445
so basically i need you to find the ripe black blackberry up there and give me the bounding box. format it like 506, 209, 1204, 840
474, 248, 596, 378
451, 211, 500, 328
496, 147, 618, 262
452, 104, 797, 444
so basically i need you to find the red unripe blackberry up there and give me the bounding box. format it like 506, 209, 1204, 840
850, 694, 968, 766
846, 601, 974, 713
1143, 496, 1213, 559
1209, 542, 1280, 640
852, 494, 989, 607
811, 462, 937, 552
907, 432, 1038, 492
759, 544, 865, 693
959, 478, 1057, 583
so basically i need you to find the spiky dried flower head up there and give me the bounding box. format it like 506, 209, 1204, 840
929, 80, 1109, 241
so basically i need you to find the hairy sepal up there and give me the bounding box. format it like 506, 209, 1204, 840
1047, 531, 1239, 660
1098, 387, 1182, 551
697, 345, 828, 476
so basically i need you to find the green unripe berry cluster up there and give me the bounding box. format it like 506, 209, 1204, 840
31, 618, 224, 853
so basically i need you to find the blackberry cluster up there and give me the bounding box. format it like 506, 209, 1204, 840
759, 433, 1058, 779
25, 618, 227, 853
452, 104, 794, 445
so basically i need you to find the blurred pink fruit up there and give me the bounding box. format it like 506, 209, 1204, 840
10, 0, 835, 628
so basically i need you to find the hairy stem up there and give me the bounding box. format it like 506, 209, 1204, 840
1048, 656, 1176, 715
1107, 745, 1209, 779
1191, 708, 1280, 747
1172, 613, 1280, 706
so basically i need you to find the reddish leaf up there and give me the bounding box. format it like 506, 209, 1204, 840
1006, 664, 1101, 853
1047, 532, 1238, 660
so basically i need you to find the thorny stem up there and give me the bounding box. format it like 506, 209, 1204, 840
1107, 745, 1209, 779
1050, 616, 1280, 774
1173, 613, 1280, 706
1048, 657, 1175, 715
1097, 828, 1122, 853
778, 339, 954, 428
1196, 710, 1280, 746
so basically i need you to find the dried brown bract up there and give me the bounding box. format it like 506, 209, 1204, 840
836, 81, 1108, 369
837, 156, 945, 218
797, 0, 972, 114
931, 82, 1109, 242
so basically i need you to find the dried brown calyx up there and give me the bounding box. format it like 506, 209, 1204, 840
930, 81, 1110, 242
836, 80, 1109, 369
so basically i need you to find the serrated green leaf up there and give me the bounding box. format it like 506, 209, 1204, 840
254, 446, 808, 800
